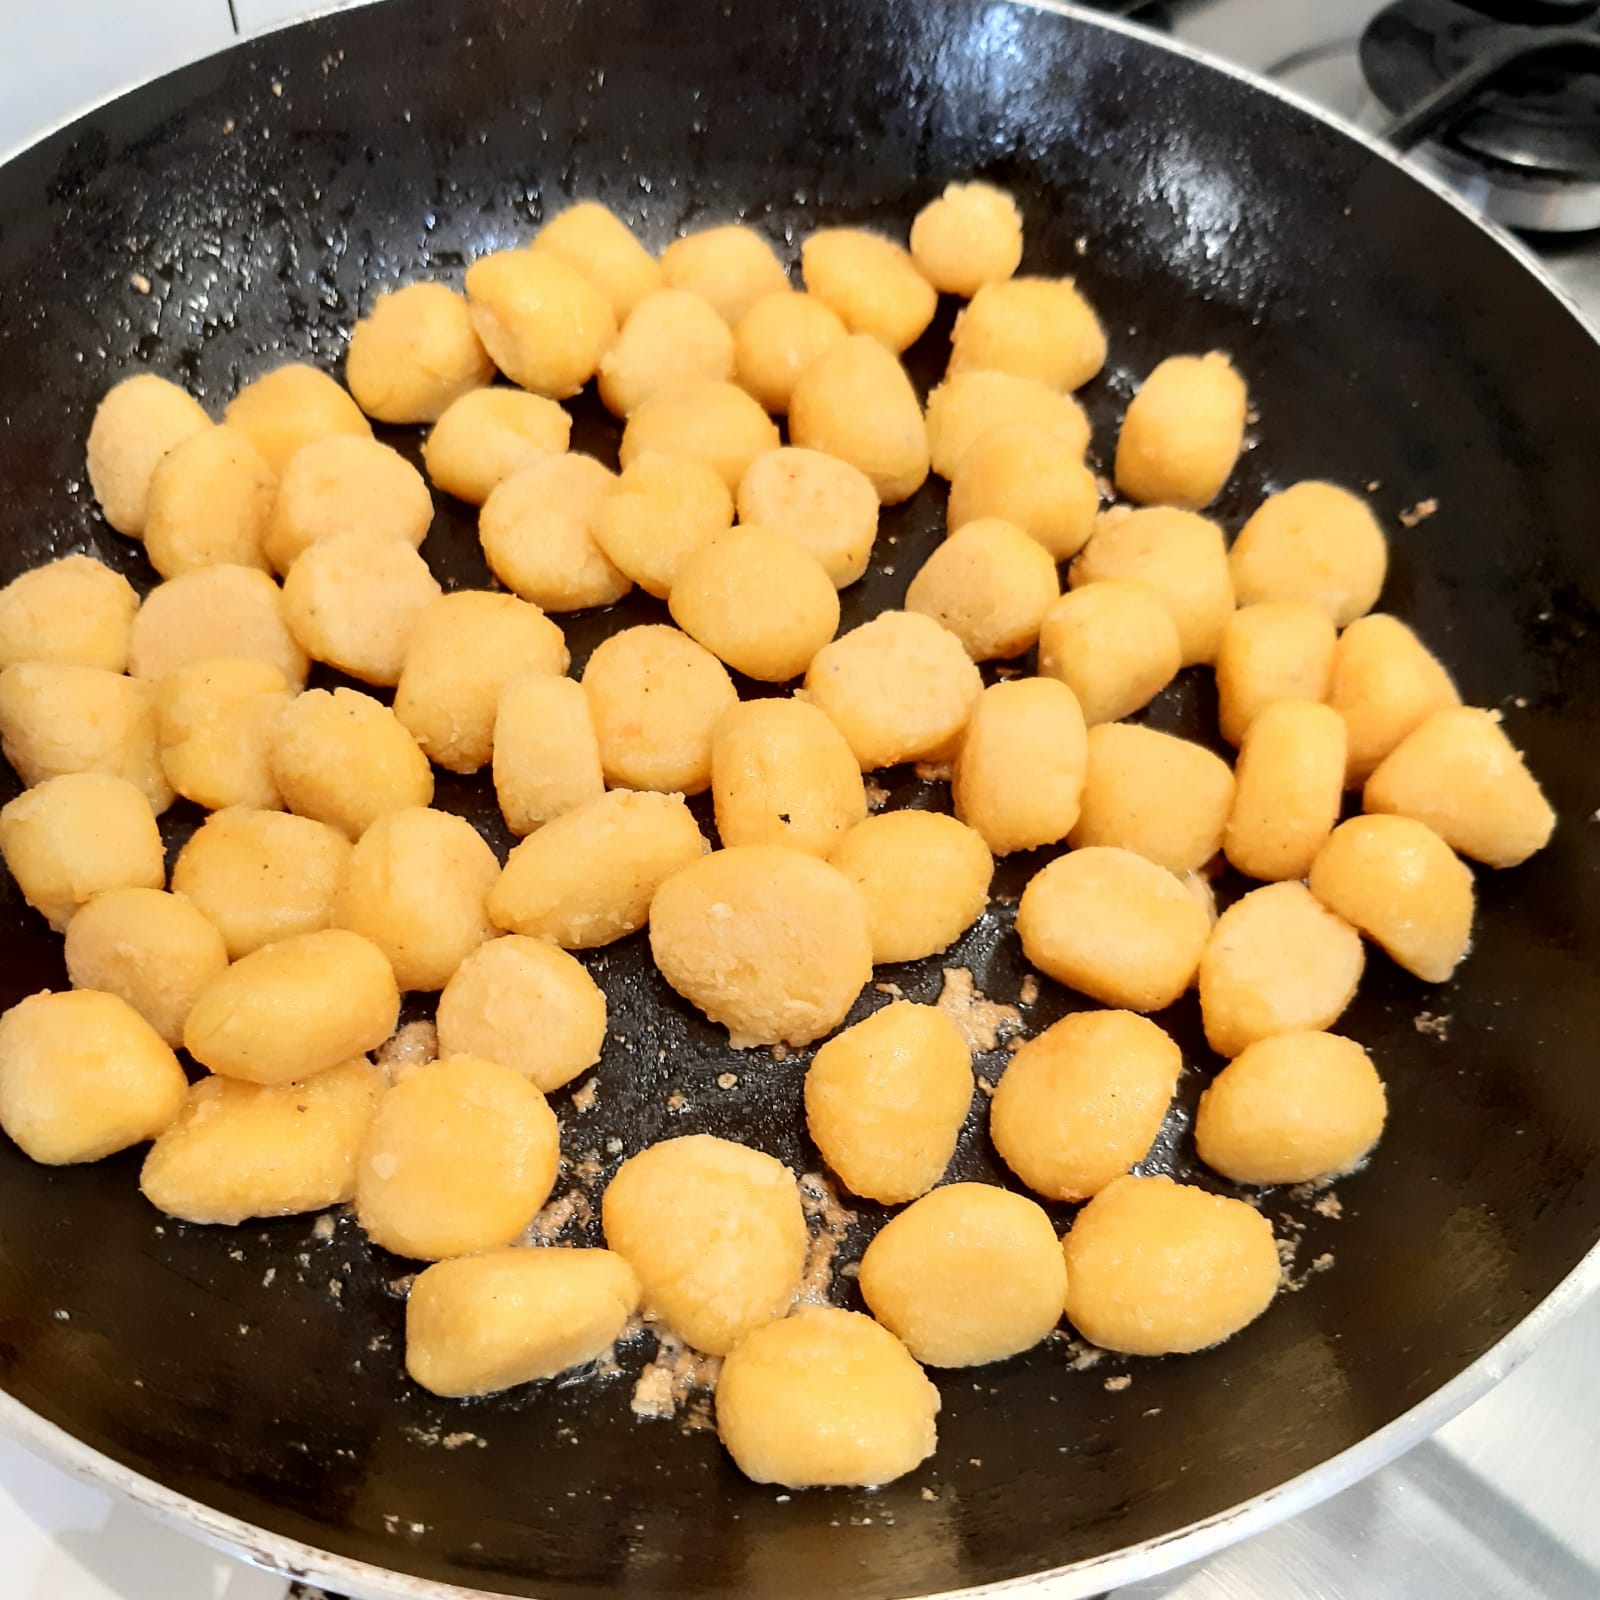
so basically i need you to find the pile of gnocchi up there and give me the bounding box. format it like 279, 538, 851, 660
0, 179, 1556, 1491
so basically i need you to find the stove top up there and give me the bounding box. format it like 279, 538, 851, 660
0, 3, 1597, 1598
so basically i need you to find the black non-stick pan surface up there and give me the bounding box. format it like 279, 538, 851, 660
1, 0, 1599, 1595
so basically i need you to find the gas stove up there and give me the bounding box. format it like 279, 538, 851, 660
1, 3, 1598, 1598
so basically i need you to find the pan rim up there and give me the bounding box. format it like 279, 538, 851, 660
2, 1, 1598, 1596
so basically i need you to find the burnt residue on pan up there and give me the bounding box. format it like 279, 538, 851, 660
0, 0, 1599, 1596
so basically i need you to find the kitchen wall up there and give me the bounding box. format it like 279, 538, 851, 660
0, 0, 365, 158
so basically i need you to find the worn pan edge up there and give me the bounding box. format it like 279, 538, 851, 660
1, 2, 1598, 1596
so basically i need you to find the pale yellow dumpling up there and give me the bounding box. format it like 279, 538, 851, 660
422, 387, 572, 505
711, 697, 867, 858
948, 277, 1107, 392
271, 688, 434, 839
464, 248, 617, 397
991, 1010, 1181, 1202
406, 1247, 640, 1398
800, 228, 937, 354
435, 935, 606, 1093
394, 590, 569, 774
602, 1133, 807, 1354
144, 426, 277, 576
280, 529, 442, 688
649, 845, 872, 1048
1328, 613, 1460, 785
787, 335, 929, 504
1231, 481, 1387, 627
909, 182, 1023, 298
1115, 352, 1248, 511
1062, 1175, 1279, 1356
489, 789, 707, 948
659, 224, 791, 325
223, 363, 371, 476
1036, 581, 1181, 726
1016, 847, 1209, 1013
532, 201, 662, 321
1365, 706, 1554, 869
804, 1002, 973, 1204
953, 676, 1087, 856
830, 811, 992, 966
1309, 815, 1474, 983
264, 434, 432, 574
582, 624, 738, 794
1216, 601, 1339, 747
345, 281, 496, 424
598, 288, 736, 417
0, 989, 187, 1165
716, 1305, 938, 1488
155, 658, 292, 813
0, 663, 171, 812
1070, 505, 1235, 667
669, 526, 840, 682
0, 773, 164, 931
64, 887, 229, 1046
732, 292, 848, 414
1224, 700, 1346, 882
333, 807, 499, 992
1071, 723, 1235, 875
736, 447, 879, 589
591, 451, 733, 599
141, 1058, 385, 1224
184, 928, 399, 1085
859, 1183, 1065, 1367
479, 453, 630, 612
356, 1054, 559, 1261
86, 374, 212, 537
924, 371, 1090, 480
947, 421, 1100, 562
171, 807, 351, 958
0, 555, 138, 673
904, 517, 1059, 662
803, 610, 982, 771
619, 377, 780, 491
128, 564, 309, 688
1199, 881, 1364, 1059
493, 673, 605, 836
1197, 1031, 1387, 1187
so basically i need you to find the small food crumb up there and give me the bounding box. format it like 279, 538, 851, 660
1365, 479, 1381, 493
271, 81, 284, 97
937, 966, 1023, 1054
1143, 1406, 1162, 1418
716, 1071, 738, 1090
522, 1188, 595, 1243
1313, 1192, 1344, 1221
666, 1091, 688, 1113
968, 1457, 983, 1467
874, 981, 904, 997
914, 759, 953, 783
863, 780, 891, 811
328, 1278, 342, 1299
605, 1136, 624, 1156
570, 1077, 599, 1113
976, 1075, 996, 1098
377, 1020, 438, 1076
795, 1170, 858, 1305
130, 273, 151, 294
52, 1308, 69, 1322
261, 1267, 276, 1287
1104, 1374, 1132, 1392
920, 1486, 938, 1501
630, 1327, 723, 1422
770, 1042, 790, 1063
228, 1247, 245, 1261
1413, 1011, 1452, 1041
222, 117, 235, 134
1398, 497, 1438, 528
1064, 1339, 1104, 1371
443, 1431, 484, 1451
312, 1214, 336, 1241
1018, 974, 1040, 1006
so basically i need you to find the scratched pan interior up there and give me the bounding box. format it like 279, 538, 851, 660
1, 0, 1600, 1594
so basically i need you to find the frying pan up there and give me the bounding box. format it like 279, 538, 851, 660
1, 0, 1599, 1595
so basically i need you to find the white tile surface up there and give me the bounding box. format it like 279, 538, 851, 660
0, 0, 236, 160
